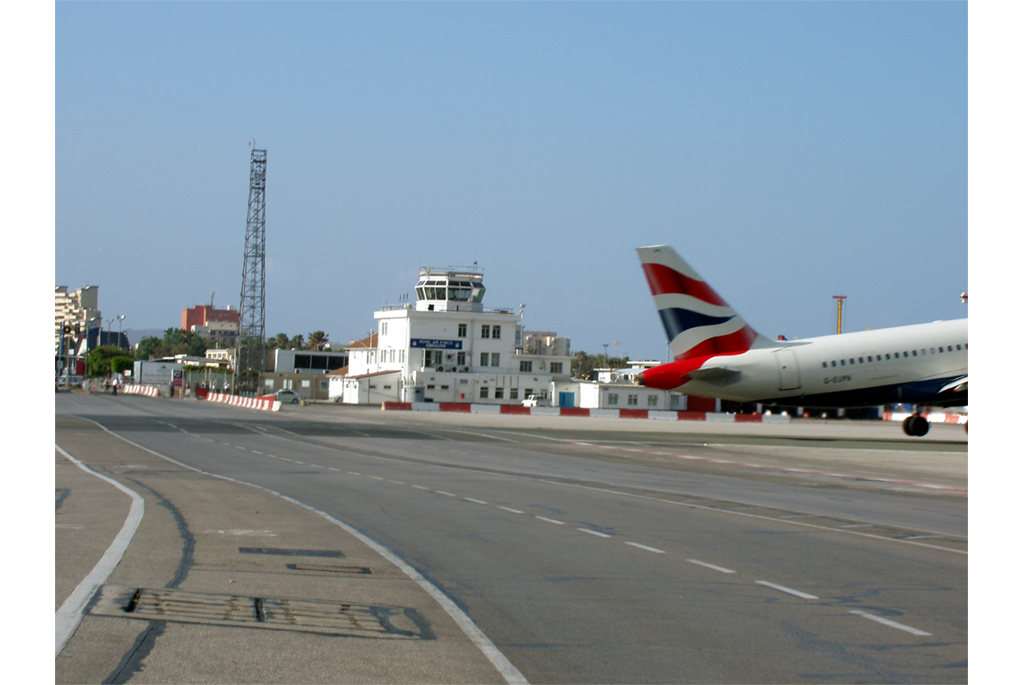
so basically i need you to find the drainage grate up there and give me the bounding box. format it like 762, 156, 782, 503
90, 585, 425, 639
239, 547, 345, 558
286, 563, 372, 575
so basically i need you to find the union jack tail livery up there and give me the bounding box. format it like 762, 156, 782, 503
636, 245, 769, 361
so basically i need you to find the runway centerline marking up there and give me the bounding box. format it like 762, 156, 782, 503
687, 558, 736, 574
535, 516, 565, 525
465, 498, 489, 505
577, 528, 611, 538
497, 506, 524, 514
625, 542, 666, 554
849, 610, 931, 636
755, 580, 819, 600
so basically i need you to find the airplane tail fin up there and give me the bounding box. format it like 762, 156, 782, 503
636, 245, 768, 361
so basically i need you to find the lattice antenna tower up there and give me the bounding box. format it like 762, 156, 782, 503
234, 147, 268, 393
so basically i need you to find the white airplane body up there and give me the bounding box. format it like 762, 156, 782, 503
634, 246, 967, 436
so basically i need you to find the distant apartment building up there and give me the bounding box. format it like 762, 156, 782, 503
182, 303, 240, 348
522, 331, 570, 357
55, 285, 100, 353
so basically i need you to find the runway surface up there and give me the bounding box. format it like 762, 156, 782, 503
56, 392, 967, 683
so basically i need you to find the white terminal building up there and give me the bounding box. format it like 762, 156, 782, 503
337, 265, 575, 406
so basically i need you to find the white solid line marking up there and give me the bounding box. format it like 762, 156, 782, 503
849, 610, 932, 636
686, 558, 736, 574
625, 542, 666, 554
465, 498, 489, 505
535, 516, 565, 525
498, 506, 524, 514
55, 445, 145, 658
755, 580, 819, 600
577, 528, 612, 538
437, 491, 457, 497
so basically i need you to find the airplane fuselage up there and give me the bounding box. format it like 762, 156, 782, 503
658, 319, 968, 408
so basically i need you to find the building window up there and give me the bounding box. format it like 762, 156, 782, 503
647, 395, 658, 407
627, 394, 638, 406
481, 325, 490, 339
458, 323, 467, 337
520, 360, 533, 372
491, 353, 499, 367
480, 387, 489, 399
480, 352, 489, 366
495, 388, 504, 399
510, 388, 519, 400
457, 351, 466, 366
264, 379, 275, 388
608, 393, 619, 405
550, 362, 563, 374
493, 325, 501, 339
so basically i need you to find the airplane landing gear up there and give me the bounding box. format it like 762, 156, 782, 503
902, 413, 930, 437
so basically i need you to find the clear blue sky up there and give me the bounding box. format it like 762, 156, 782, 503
54, 1, 967, 359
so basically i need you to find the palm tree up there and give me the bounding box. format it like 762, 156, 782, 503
307, 331, 329, 351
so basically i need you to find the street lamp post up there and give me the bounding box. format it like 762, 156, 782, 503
117, 315, 126, 349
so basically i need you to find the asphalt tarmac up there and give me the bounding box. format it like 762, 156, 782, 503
56, 392, 967, 683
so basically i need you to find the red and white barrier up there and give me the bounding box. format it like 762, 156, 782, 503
382, 402, 790, 423
883, 411, 967, 425
206, 393, 280, 412
121, 384, 160, 397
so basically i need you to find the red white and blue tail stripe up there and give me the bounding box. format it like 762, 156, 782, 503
637, 245, 765, 361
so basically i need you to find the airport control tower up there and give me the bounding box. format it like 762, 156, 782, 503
412, 266, 487, 313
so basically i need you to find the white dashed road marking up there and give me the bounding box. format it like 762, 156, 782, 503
849, 610, 932, 636
624, 542, 666, 554
687, 558, 736, 574
755, 580, 819, 600
535, 516, 565, 525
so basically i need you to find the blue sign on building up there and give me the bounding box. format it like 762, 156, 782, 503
410, 338, 462, 350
